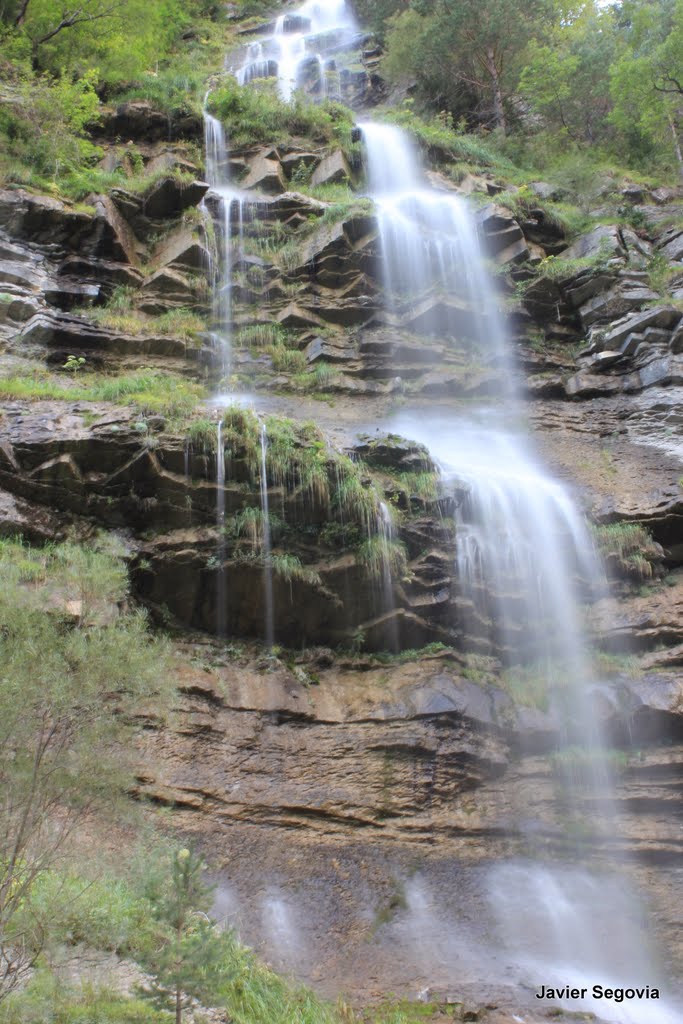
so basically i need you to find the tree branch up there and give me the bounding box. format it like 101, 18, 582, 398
13, 0, 31, 26
31, 0, 124, 47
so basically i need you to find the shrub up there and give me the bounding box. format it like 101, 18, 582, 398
0, 537, 172, 999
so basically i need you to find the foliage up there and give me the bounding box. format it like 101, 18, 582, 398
0, 974, 173, 1024
591, 521, 661, 580
609, 0, 683, 177
0, 0, 223, 193
395, 471, 439, 504
139, 848, 231, 1024
356, 537, 407, 580
0, 537, 171, 1001
519, 3, 618, 147
235, 324, 290, 349
186, 416, 218, 453
381, 0, 556, 134
207, 79, 355, 150
270, 553, 321, 588
0, 67, 101, 180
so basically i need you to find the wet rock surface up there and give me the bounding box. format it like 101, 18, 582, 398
130, 643, 683, 1009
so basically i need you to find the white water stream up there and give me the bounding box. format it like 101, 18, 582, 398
259, 423, 275, 649
361, 120, 680, 1023
235, 0, 358, 100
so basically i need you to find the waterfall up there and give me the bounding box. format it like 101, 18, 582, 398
203, 105, 239, 376
362, 121, 679, 1022
376, 501, 399, 651
359, 122, 512, 393
215, 419, 227, 637
259, 423, 275, 649
234, 0, 358, 101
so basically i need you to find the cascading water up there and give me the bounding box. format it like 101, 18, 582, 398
206, 6, 680, 1013
362, 121, 680, 1023
215, 419, 227, 637
234, 0, 359, 101
203, 105, 241, 376
376, 500, 399, 651
359, 122, 513, 395
259, 423, 275, 649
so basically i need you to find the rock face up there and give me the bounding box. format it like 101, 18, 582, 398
0, 168, 211, 370
0, 407, 460, 650
131, 644, 683, 1007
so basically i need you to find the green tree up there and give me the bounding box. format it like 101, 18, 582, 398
519, 2, 618, 145
0, 539, 171, 1001
140, 849, 233, 1024
610, 0, 683, 177
383, 0, 557, 133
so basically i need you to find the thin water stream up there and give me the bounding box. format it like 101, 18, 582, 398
259, 423, 275, 649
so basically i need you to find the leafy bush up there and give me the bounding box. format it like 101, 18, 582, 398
0, 537, 173, 999
0, 69, 101, 181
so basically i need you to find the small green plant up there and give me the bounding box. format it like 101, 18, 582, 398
270, 553, 321, 589
356, 537, 408, 580
591, 521, 661, 580
62, 354, 86, 375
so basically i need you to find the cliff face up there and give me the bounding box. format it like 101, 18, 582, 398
132, 645, 683, 1010
1, 12, 683, 1017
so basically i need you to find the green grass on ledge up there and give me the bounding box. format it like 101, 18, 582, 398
0, 370, 206, 424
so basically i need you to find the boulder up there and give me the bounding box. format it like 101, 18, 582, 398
260, 191, 326, 220
621, 185, 650, 204
352, 434, 433, 472
562, 224, 626, 262
142, 177, 208, 219
579, 283, 658, 328
651, 186, 679, 205
101, 101, 203, 142
658, 229, 683, 264
153, 226, 210, 271
281, 151, 320, 175
310, 149, 351, 187
601, 307, 681, 350
90, 195, 140, 266
241, 152, 287, 194
528, 181, 563, 200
